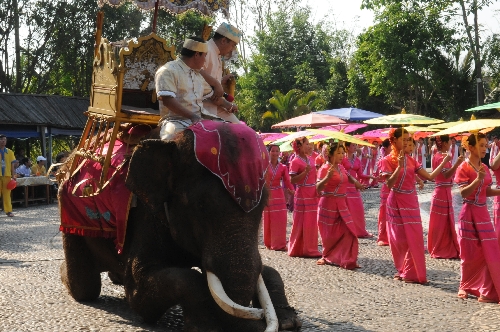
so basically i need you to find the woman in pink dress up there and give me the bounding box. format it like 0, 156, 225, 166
491, 151, 500, 238
377, 139, 391, 246
341, 142, 373, 238
288, 137, 321, 257
380, 128, 451, 284
315, 144, 327, 170
428, 135, 463, 259
262, 144, 294, 251
455, 133, 500, 303
316, 142, 363, 269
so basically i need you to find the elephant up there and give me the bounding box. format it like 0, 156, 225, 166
59, 123, 301, 331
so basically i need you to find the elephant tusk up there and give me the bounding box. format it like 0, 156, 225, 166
206, 271, 264, 320
257, 274, 279, 332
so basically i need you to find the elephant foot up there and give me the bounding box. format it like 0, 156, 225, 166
108, 271, 123, 285
275, 305, 302, 331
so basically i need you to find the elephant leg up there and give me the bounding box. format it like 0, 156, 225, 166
125, 266, 273, 331
124, 266, 220, 329
60, 233, 101, 301
253, 266, 302, 331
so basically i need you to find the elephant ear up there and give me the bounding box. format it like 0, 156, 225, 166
125, 139, 177, 219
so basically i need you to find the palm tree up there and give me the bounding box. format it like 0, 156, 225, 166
262, 89, 321, 122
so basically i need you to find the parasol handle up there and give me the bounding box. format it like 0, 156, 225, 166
152, 0, 159, 33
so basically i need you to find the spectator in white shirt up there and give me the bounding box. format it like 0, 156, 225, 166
16, 157, 31, 177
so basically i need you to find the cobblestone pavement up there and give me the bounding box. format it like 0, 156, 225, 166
1, 185, 500, 331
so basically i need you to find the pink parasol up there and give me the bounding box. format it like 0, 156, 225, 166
359, 128, 391, 139
317, 123, 368, 134
271, 113, 345, 129
259, 132, 289, 143
309, 123, 368, 142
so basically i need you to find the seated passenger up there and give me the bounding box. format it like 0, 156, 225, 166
155, 36, 236, 140
31, 156, 47, 176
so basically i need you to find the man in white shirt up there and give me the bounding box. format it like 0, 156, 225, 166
16, 157, 31, 177
200, 23, 242, 123
155, 37, 235, 140
490, 136, 499, 166
449, 136, 460, 165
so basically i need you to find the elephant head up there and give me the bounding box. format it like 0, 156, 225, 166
125, 126, 278, 327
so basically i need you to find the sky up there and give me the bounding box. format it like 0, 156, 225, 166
299, 0, 500, 36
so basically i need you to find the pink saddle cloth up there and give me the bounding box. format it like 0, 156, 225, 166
188, 120, 269, 212
59, 140, 133, 254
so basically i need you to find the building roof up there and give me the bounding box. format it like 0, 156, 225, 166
0, 93, 88, 129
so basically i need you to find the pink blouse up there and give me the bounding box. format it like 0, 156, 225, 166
432, 152, 453, 187
317, 163, 348, 197
341, 155, 370, 180
380, 154, 422, 194
266, 163, 294, 190
454, 161, 492, 206
290, 155, 316, 187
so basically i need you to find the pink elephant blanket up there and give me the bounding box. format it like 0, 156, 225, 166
188, 120, 269, 213
59, 139, 133, 254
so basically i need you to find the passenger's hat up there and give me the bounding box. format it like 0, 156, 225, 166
36, 156, 46, 162
183, 38, 208, 53
215, 23, 242, 44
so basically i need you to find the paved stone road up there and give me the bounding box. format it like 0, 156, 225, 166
1, 185, 500, 331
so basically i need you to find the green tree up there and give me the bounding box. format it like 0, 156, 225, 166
155, 10, 214, 52
262, 89, 321, 122
352, 2, 456, 116
484, 34, 500, 101
237, 7, 333, 128
362, 0, 498, 106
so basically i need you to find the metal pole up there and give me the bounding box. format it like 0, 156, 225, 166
476, 78, 482, 106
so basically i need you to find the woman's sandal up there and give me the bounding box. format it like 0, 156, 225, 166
402, 278, 419, 284
478, 296, 497, 303
457, 290, 468, 299
393, 275, 402, 281
316, 258, 326, 266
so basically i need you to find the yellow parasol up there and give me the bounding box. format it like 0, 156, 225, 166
270, 130, 316, 144
363, 109, 444, 126
401, 126, 440, 133
431, 114, 500, 136
428, 118, 465, 129
307, 129, 375, 147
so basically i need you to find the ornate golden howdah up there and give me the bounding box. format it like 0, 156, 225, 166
72, 27, 176, 187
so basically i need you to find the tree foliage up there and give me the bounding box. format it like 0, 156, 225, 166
352, 2, 470, 118
1, 1, 215, 96
237, 7, 349, 128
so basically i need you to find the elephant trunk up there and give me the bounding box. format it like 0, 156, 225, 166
206, 272, 278, 332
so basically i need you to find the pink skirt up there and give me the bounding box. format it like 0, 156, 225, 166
288, 185, 321, 257
427, 186, 459, 259
377, 184, 389, 244
458, 203, 500, 301
386, 190, 427, 283
262, 187, 288, 250
345, 183, 370, 238
317, 195, 358, 269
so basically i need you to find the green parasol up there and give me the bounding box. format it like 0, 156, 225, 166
464, 101, 500, 112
